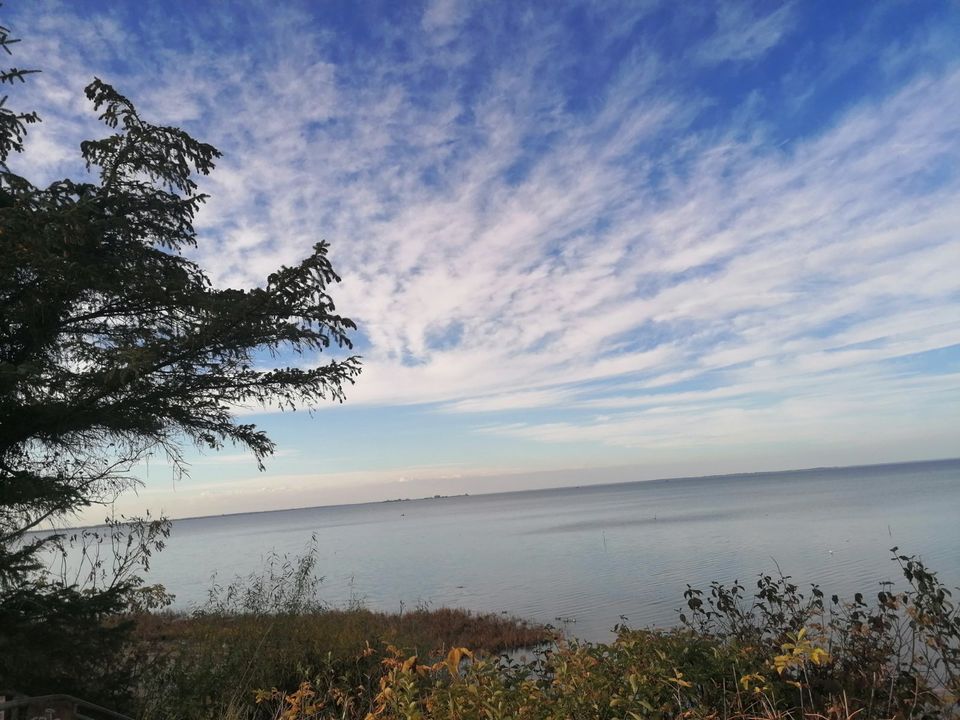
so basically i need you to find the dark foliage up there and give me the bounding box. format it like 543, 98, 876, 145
0, 15, 359, 702
678, 548, 960, 718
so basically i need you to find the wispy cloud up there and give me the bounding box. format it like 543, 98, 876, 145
7, 0, 959, 497
696, 2, 795, 64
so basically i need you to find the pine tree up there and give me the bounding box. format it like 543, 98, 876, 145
0, 18, 360, 700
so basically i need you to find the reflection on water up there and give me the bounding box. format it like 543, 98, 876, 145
148, 459, 960, 642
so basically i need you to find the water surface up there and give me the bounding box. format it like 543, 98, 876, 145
148, 459, 960, 641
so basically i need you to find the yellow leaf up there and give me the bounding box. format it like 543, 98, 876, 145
773, 654, 791, 674
810, 647, 830, 666
446, 647, 473, 677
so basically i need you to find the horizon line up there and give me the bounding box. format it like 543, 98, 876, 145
154, 455, 960, 526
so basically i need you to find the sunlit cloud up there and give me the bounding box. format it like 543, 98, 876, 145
7, 0, 959, 514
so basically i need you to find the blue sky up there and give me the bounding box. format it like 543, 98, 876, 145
8, 0, 960, 519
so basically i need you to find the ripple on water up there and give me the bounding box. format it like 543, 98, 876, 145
117, 460, 960, 642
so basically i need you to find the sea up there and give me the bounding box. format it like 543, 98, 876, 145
145, 459, 960, 642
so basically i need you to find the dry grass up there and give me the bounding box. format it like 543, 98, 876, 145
134, 606, 549, 658
130, 606, 550, 719
123, 547, 960, 719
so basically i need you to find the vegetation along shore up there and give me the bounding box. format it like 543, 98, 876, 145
5, 543, 957, 719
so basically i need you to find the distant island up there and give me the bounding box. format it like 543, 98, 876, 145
382, 493, 470, 503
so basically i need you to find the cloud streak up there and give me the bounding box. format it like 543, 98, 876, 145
7, 0, 959, 497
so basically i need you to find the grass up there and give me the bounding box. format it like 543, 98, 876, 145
127, 544, 549, 719
232, 548, 959, 720
134, 606, 549, 660
48, 543, 959, 719
131, 607, 549, 719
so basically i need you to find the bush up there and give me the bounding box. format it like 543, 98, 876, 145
259, 548, 958, 720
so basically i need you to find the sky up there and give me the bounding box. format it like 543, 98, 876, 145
7, 0, 960, 520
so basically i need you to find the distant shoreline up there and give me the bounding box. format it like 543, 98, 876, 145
382, 492, 471, 503
56, 455, 956, 530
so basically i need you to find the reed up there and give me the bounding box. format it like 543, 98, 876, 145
78, 544, 959, 719
251, 548, 959, 720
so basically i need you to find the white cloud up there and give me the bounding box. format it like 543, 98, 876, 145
6, 1, 959, 472
423, 0, 469, 40
696, 2, 795, 64
441, 388, 580, 413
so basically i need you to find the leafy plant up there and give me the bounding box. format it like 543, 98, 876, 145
261, 549, 957, 720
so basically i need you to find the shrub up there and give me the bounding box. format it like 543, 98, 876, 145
260, 548, 958, 720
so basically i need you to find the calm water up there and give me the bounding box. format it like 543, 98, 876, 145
148, 459, 960, 642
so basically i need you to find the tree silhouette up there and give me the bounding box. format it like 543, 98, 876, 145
0, 18, 360, 700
